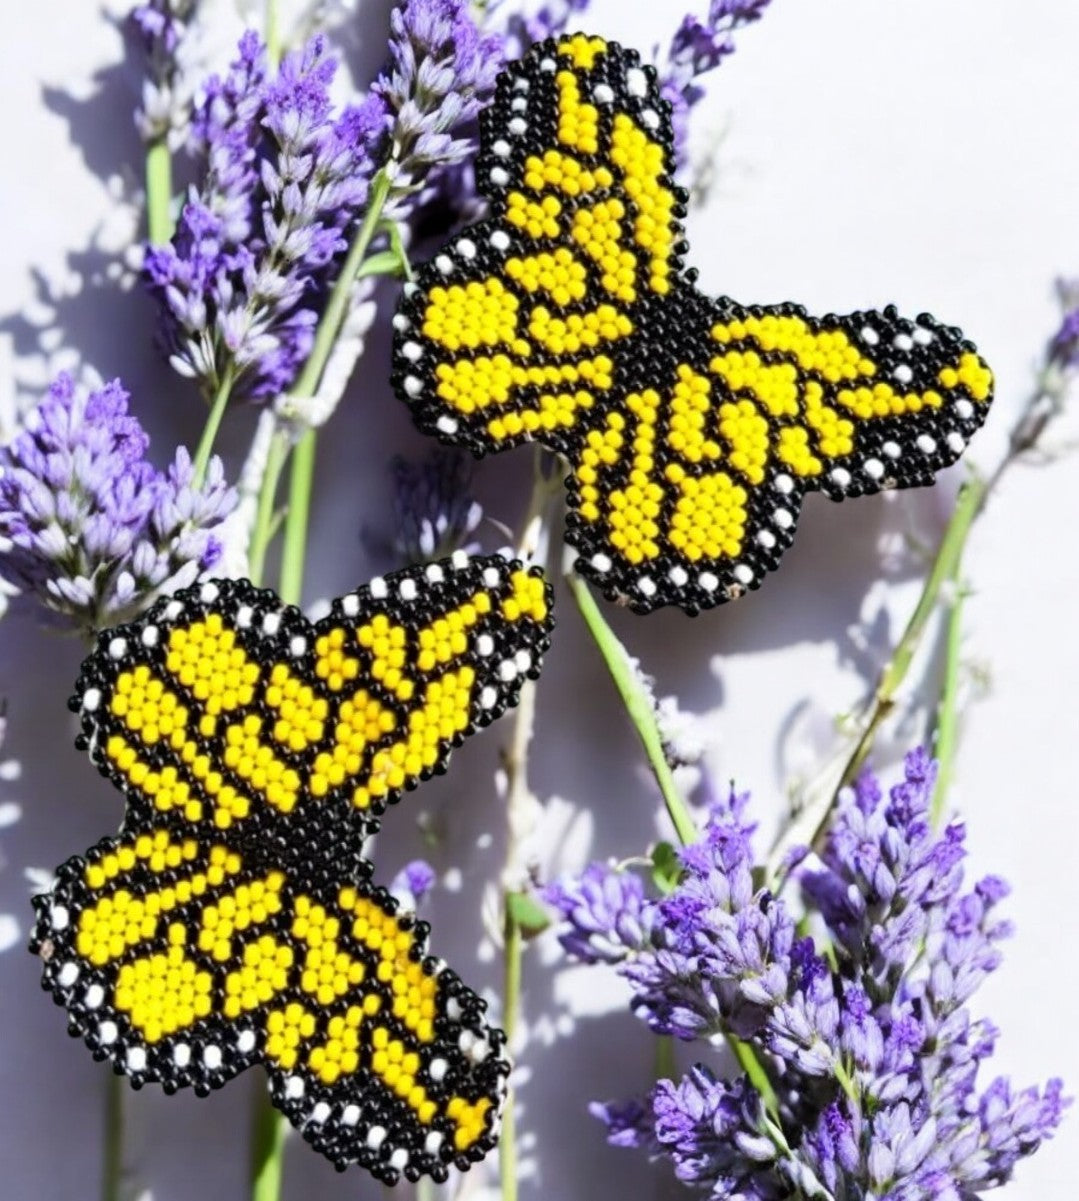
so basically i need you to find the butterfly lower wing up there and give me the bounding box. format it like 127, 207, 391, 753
33, 845, 505, 1183
393, 34, 685, 460
567, 299, 994, 614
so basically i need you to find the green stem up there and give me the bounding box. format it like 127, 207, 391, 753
277, 169, 393, 605
500, 902, 522, 1201
265, 0, 282, 68
145, 138, 173, 245
247, 429, 291, 589
930, 558, 966, 829
250, 1085, 287, 1201
278, 429, 315, 606
837, 476, 986, 790
565, 570, 698, 846
192, 367, 236, 488
564, 562, 781, 1116
102, 1072, 122, 1201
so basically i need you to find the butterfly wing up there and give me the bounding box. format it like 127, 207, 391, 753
393, 33, 686, 459
35, 851, 506, 1182
393, 34, 994, 615
569, 298, 993, 612
32, 554, 553, 1181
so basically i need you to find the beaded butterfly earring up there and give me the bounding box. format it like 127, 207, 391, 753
392, 34, 994, 614
31, 554, 553, 1184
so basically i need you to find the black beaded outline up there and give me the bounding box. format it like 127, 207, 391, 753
29, 552, 552, 1183
390, 35, 995, 616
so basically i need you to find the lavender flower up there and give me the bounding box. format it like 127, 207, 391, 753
145, 32, 388, 401
0, 374, 235, 632
565, 751, 1068, 1197
544, 862, 652, 965
491, 0, 593, 60
660, 0, 773, 159
390, 449, 482, 564
129, 0, 200, 149
389, 858, 437, 909
1049, 278, 1079, 370
375, 0, 502, 205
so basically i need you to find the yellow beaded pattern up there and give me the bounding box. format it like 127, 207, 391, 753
33, 556, 555, 1184
394, 34, 995, 613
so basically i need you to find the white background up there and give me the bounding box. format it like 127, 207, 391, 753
0, 1, 1077, 1199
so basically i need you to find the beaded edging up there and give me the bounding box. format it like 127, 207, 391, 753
30, 553, 555, 1184
392, 34, 994, 615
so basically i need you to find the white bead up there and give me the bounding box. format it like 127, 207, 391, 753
590, 553, 612, 572
668, 565, 688, 586
913, 326, 934, 345
774, 473, 794, 495
401, 341, 423, 362
289, 636, 306, 657
367, 1126, 387, 1150
140, 625, 159, 647
946, 431, 966, 453
342, 1104, 360, 1126
640, 108, 659, 129
637, 576, 656, 597
236, 605, 253, 628
498, 659, 517, 682
369, 577, 388, 600
756, 530, 776, 549
164, 600, 183, 620
860, 326, 879, 345
508, 116, 527, 135
698, 571, 719, 592
311, 1102, 331, 1124
50, 905, 69, 930
953, 399, 974, 420
626, 67, 648, 97
389, 1148, 409, 1171
85, 984, 105, 1009
98, 1021, 118, 1045
476, 634, 494, 656
262, 612, 281, 635
490, 167, 510, 186
127, 1047, 147, 1072
173, 1044, 191, 1067
480, 686, 498, 709
733, 564, 753, 585
456, 238, 476, 259
108, 638, 127, 660
425, 563, 444, 584
917, 434, 937, 454
483, 566, 501, 587
200, 582, 220, 603
82, 688, 101, 712
592, 83, 614, 104
490, 230, 511, 251
237, 1030, 256, 1054
203, 1044, 222, 1069
341, 594, 360, 616
425, 1130, 444, 1154
436, 415, 459, 435
403, 375, 423, 399
773, 508, 794, 530
515, 650, 532, 672
285, 1076, 304, 1099
58, 962, 79, 987
882, 440, 901, 459
893, 333, 914, 351
830, 467, 852, 488
399, 578, 418, 602
492, 139, 511, 157
893, 364, 914, 384
864, 458, 885, 480
450, 549, 469, 570
435, 254, 453, 275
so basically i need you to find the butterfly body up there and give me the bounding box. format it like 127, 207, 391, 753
393, 35, 994, 614
32, 555, 554, 1183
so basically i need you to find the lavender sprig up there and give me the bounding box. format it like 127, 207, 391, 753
375, 0, 503, 208
129, 0, 200, 151
660, 0, 773, 160
390, 448, 483, 564
549, 752, 1068, 1198
145, 32, 388, 404
0, 374, 235, 633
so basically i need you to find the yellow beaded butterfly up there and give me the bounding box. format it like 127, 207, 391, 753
392, 34, 994, 614
31, 554, 553, 1184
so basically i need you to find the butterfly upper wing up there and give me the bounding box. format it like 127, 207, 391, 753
65, 555, 553, 842
393, 33, 687, 459
32, 554, 553, 1182
393, 33, 994, 615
